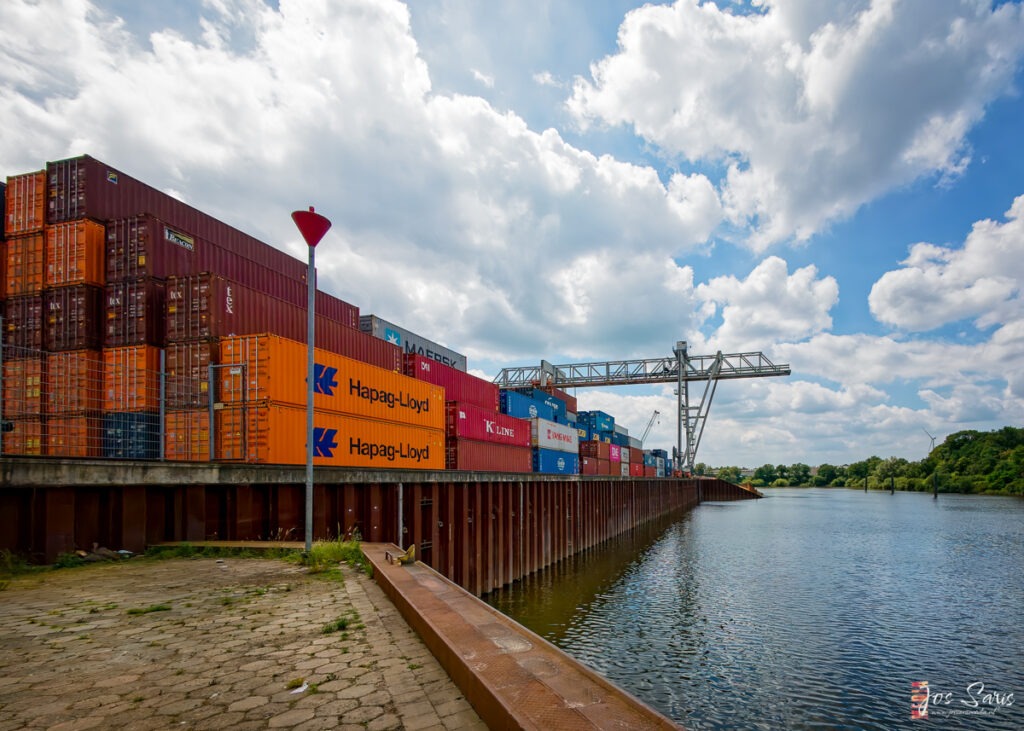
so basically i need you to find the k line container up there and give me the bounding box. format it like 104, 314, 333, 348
445, 438, 532, 472
165, 341, 217, 408
5, 232, 45, 295
532, 447, 579, 475
46, 220, 105, 287
102, 411, 161, 459
360, 315, 467, 371
215, 403, 444, 469
444, 401, 530, 447
46, 350, 103, 414
44, 284, 103, 351
3, 294, 44, 351
404, 354, 499, 411
2, 357, 44, 417
5, 171, 46, 235
499, 390, 555, 422
103, 345, 161, 411
47, 156, 309, 282
165, 410, 210, 462
47, 414, 102, 458
218, 334, 444, 429
530, 417, 578, 454
104, 278, 166, 347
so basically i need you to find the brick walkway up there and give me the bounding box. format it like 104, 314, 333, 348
0, 558, 486, 730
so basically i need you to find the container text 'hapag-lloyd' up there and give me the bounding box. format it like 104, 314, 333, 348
349, 378, 431, 414
349, 438, 431, 463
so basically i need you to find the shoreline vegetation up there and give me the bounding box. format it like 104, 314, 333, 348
703, 426, 1024, 496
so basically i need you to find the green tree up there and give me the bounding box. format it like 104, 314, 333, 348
789, 463, 812, 486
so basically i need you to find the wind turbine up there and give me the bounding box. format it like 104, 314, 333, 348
923, 428, 937, 498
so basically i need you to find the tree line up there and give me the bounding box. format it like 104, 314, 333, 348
698, 426, 1024, 496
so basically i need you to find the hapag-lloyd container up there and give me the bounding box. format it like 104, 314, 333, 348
106, 215, 359, 327
47, 156, 309, 282
3, 294, 44, 351
44, 284, 103, 351
609, 444, 621, 463
104, 278, 166, 347
46, 350, 102, 414
165, 341, 218, 408
5, 171, 45, 235
103, 345, 161, 411
445, 438, 532, 472
500, 390, 555, 422
404, 354, 499, 411
218, 334, 444, 429
530, 417, 578, 454
532, 447, 579, 475
215, 403, 444, 469
46, 220, 105, 287
360, 315, 467, 371
444, 401, 530, 447
5, 232, 45, 295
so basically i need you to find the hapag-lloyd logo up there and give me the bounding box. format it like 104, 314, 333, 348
912, 681, 1014, 720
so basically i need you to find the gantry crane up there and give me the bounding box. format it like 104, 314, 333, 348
641, 410, 660, 444
493, 341, 790, 474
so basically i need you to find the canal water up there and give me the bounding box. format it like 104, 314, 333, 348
486, 488, 1024, 730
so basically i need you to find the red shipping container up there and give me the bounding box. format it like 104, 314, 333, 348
47, 156, 309, 281
404, 354, 499, 411
2, 357, 44, 417
104, 278, 166, 347
579, 441, 611, 460
5, 171, 46, 235
445, 401, 530, 446
44, 284, 103, 351
2, 294, 44, 352
5, 232, 45, 295
46, 220, 105, 287
165, 341, 218, 408
581, 456, 599, 475
46, 350, 103, 414
445, 438, 532, 472
629, 462, 644, 477
644, 466, 656, 477
47, 414, 102, 458
1, 239, 6, 299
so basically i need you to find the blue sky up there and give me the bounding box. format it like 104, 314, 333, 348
2, 0, 1022, 468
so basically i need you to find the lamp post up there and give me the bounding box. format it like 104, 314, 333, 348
291, 207, 332, 552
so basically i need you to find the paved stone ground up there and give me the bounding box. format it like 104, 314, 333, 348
0, 557, 487, 730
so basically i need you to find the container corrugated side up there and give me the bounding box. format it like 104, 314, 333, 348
46, 220, 105, 287
47, 414, 102, 458
544, 386, 577, 414
644, 465, 656, 477
103, 345, 161, 411
102, 411, 161, 459
444, 401, 530, 446
445, 438, 532, 472
609, 444, 621, 463
580, 441, 611, 460
360, 314, 467, 371
629, 462, 644, 477
47, 156, 309, 281
165, 410, 210, 461
2, 294, 43, 352
2, 357, 44, 417
218, 334, 443, 429
578, 410, 614, 432
215, 403, 444, 468
514, 388, 566, 422
532, 448, 579, 475
0, 180, 6, 239
620, 446, 631, 463
165, 341, 218, 408
104, 278, 166, 347
405, 354, 498, 411
2, 417, 44, 455
44, 284, 103, 351
46, 350, 103, 414
500, 390, 555, 421
530, 417, 578, 454
5, 171, 46, 236
5, 233, 45, 296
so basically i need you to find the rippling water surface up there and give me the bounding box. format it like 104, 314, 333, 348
486, 488, 1024, 730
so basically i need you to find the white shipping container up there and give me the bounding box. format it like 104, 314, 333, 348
614, 423, 628, 435
360, 314, 467, 371
530, 417, 579, 454
621, 461, 630, 476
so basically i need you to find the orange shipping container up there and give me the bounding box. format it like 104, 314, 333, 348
5, 171, 46, 235
215, 403, 444, 469
46, 414, 102, 457
5, 232, 45, 295
165, 410, 210, 462
103, 345, 161, 411
3, 357, 44, 417
46, 350, 103, 414
46, 220, 106, 287
2, 417, 44, 455
219, 334, 444, 429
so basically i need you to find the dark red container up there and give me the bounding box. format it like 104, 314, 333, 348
165, 341, 219, 408
47, 156, 308, 281
629, 462, 644, 477
445, 401, 530, 446
2, 294, 43, 353
644, 466, 656, 477
44, 284, 103, 351
1, 180, 6, 239
405, 354, 499, 411
104, 278, 166, 347
580, 441, 612, 460
445, 438, 532, 472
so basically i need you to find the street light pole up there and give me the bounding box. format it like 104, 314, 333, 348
291, 207, 332, 552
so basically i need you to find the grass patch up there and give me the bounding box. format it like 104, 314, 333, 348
299, 536, 370, 577
144, 544, 300, 561
126, 604, 172, 615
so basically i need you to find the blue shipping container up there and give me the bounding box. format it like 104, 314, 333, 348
643, 452, 657, 467
501, 390, 556, 421
578, 410, 614, 432
102, 412, 161, 459
532, 448, 579, 475
610, 431, 630, 447
576, 423, 592, 442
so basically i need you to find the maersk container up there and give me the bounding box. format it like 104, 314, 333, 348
46, 156, 309, 282
530, 417, 578, 454
500, 390, 555, 422
532, 448, 579, 475
2, 294, 44, 352
5, 171, 46, 236
44, 284, 103, 351
445, 438, 532, 472
5, 232, 45, 296
609, 444, 621, 463
218, 334, 444, 429
215, 403, 444, 469
405, 354, 498, 411
444, 401, 530, 447
104, 278, 166, 347
46, 220, 105, 287
361, 315, 467, 371
46, 350, 102, 414
102, 411, 161, 459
